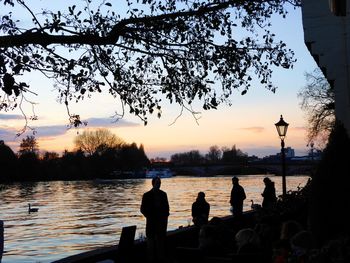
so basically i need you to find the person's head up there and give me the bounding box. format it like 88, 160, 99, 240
263, 177, 271, 184
232, 176, 239, 184
235, 228, 261, 251
197, 191, 205, 200
152, 176, 161, 190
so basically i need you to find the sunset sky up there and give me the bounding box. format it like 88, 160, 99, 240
0, 3, 319, 159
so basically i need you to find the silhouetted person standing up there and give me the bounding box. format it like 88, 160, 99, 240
230, 176, 246, 216
141, 176, 170, 263
261, 177, 277, 209
192, 191, 210, 227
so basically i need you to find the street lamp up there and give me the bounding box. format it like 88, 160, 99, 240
275, 115, 289, 198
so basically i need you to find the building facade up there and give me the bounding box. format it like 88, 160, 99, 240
301, 0, 350, 134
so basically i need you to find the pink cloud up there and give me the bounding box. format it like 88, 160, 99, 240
240, 127, 265, 133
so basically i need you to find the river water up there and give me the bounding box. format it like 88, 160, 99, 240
0, 174, 310, 263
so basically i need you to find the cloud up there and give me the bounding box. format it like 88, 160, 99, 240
29, 117, 139, 138
0, 117, 139, 142
0, 127, 19, 141
0, 114, 23, 120
85, 117, 139, 128
32, 125, 69, 137
240, 126, 265, 133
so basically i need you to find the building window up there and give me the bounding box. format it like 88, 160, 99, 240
329, 0, 346, 16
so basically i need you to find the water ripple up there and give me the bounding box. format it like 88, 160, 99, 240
0, 175, 309, 263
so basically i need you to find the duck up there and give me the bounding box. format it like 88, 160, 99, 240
250, 200, 261, 210
28, 203, 39, 213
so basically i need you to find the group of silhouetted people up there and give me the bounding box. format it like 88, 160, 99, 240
230, 176, 277, 216
140, 175, 277, 263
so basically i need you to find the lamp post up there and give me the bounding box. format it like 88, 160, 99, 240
310, 141, 314, 162
275, 115, 289, 198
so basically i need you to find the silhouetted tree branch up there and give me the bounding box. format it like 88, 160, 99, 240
297, 68, 335, 148
0, 0, 300, 127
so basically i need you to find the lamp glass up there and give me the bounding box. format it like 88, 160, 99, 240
275, 115, 289, 139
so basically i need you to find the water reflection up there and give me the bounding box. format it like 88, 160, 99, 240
0, 175, 309, 263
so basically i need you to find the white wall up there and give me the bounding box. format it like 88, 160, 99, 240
301, 0, 350, 135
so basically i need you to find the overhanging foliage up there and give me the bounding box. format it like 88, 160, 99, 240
0, 0, 300, 126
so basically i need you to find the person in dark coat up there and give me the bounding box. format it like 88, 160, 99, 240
141, 176, 170, 263
261, 177, 277, 209
191, 191, 210, 227
230, 176, 246, 216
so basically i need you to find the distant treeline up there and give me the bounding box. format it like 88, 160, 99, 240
169, 145, 251, 166
0, 130, 253, 182
0, 139, 150, 182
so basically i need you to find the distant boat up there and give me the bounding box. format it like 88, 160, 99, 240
145, 168, 174, 178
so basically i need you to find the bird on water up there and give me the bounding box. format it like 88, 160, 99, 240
28, 203, 39, 213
